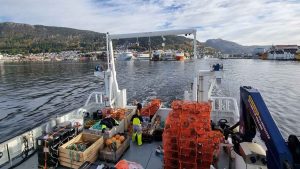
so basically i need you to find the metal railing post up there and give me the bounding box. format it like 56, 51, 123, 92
99, 93, 103, 103
6, 144, 12, 167
95, 94, 98, 103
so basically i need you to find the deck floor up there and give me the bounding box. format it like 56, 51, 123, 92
13, 107, 231, 169
15, 141, 163, 169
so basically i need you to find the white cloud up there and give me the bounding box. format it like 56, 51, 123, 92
0, 0, 299, 45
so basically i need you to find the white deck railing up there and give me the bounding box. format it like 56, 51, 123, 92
210, 96, 240, 126
85, 92, 104, 106
0, 92, 101, 167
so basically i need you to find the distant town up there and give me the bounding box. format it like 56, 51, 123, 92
0, 51, 106, 62
0, 45, 300, 62
199, 45, 300, 60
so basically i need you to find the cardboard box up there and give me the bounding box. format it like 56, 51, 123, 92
59, 133, 104, 169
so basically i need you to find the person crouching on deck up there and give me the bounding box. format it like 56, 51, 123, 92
131, 103, 143, 146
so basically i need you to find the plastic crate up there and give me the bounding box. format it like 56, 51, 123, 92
194, 126, 211, 133
179, 147, 197, 157
179, 115, 197, 123
164, 150, 179, 159
202, 152, 214, 162
166, 114, 180, 123
199, 161, 211, 169
163, 142, 179, 151
164, 165, 178, 169
163, 132, 178, 144
165, 100, 219, 169
164, 157, 179, 168
179, 139, 197, 149
182, 102, 197, 113
141, 108, 150, 116
179, 128, 197, 138
180, 161, 197, 169
165, 124, 180, 131
163, 135, 178, 144
169, 111, 180, 118
200, 142, 214, 152
164, 128, 179, 135
171, 100, 183, 110
178, 153, 197, 163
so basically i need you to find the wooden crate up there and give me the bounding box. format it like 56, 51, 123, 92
87, 119, 125, 139
124, 108, 135, 131
59, 133, 104, 169
99, 136, 130, 163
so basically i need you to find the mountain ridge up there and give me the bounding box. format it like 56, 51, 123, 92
0, 22, 270, 55
0, 22, 199, 54
205, 38, 270, 54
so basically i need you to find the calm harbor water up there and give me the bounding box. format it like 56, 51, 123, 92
0, 59, 299, 142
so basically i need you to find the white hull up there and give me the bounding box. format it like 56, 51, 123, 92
162, 51, 175, 61
117, 52, 134, 61
136, 53, 150, 60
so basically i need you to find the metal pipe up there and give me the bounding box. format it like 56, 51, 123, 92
99, 93, 103, 103
6, 144, 12, 167
95, 94, 98, 103
193, 32, 197, 58
226, 100, 229, 110
106, 33, 109, 68
85, 94, 91, 106
110, 29, 196, 39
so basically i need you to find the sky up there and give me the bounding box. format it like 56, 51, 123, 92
0, 0, 299, 45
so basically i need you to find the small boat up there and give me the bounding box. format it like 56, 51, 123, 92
43, 57, 51, 62
162, 50, 175, 61
175, 51, 185, 61
55, 57, 63, 61
136, 53, 150, 60
117, 51, 133, 61
151, 50, 163, 61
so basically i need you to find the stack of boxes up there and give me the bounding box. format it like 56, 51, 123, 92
163, 101, 223, 169
36, 124, 77, 168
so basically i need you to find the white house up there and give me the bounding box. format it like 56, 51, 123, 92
267, 50, 295, 60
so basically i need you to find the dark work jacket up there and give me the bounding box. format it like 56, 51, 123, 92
131, 114, 143, 123
100, 117, 119, 129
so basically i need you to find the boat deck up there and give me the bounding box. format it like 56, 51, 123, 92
16, 141, 163, 169
9, 107, 168, 169
13, 108, 233, 169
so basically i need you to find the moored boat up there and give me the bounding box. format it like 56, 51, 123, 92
117, 51, 134, 61
136, 52, 150, 60
151, 50, 163, 61
175, 51, 185, 61
162, 50, 175, 61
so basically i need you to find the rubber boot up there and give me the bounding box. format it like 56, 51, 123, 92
137, 133, 142, 146
132, 132, 137, 142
